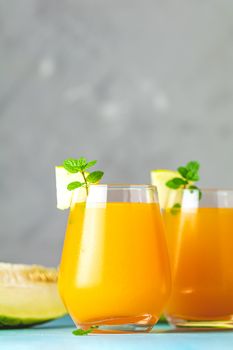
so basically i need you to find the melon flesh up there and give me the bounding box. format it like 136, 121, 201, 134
0, 263, 67, 327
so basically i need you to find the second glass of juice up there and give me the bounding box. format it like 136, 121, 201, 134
163, 189, 233, 328
58, 184, 171, 333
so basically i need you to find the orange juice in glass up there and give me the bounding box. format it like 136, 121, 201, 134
58, 184, 171, 333
163, 189, 233, 328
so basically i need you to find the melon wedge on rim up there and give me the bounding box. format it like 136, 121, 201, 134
151, 169, 183, 209
55, 166, 87, 210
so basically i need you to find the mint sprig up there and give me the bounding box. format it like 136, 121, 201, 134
72, 325, 98, 336
63, 157, 104, 195
166, 161, 201, 189
166, 161, 202, 213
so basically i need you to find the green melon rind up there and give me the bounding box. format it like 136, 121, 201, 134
0, 315, 58, 328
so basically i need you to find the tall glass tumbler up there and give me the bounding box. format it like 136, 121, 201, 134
163, 189, 233, 328
58, 184, 171, 333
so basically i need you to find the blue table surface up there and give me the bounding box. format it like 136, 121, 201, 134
1, 316, 233, 350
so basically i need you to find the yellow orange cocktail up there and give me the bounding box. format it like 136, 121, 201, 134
163, 189, 233, 328
58, 184, 171, 333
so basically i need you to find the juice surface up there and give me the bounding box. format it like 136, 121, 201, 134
164, 207, 233, 320
59, 202, 170, 326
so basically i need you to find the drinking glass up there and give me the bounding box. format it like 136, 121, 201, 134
58, 184, 171, 333
163, 189, 233, 328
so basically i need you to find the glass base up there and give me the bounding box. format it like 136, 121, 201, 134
167, 315, 233, 330
75, 314, 157, 334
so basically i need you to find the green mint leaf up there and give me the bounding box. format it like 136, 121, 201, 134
186, 161, 200, 173
86, 171, 104, 184
199, 189, 202, 200
186, 171, 199, 181
166, 177, 188, 189
185, 161, 200, 181
84, 160, 97, 170
72, 329, 90, 336
177, 166, 188, 179
72, 326, 98, 336
188, 185, 202, 200
63, 158, 81, 173
77, 157, 87, 170
188, 185, 198, 191
173, 203, 181, 208
67, 181, 83, 191
171, 203, 181, 215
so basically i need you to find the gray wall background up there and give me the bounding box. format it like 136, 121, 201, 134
1, 0, 233, 266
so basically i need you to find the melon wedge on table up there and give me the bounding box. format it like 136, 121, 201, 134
55, 166, 87, 210
0, 263, 67, 328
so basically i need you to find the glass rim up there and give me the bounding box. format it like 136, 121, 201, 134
181, 188, 233, 194
89, 185, 233, 192
89, 183, 156, 190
